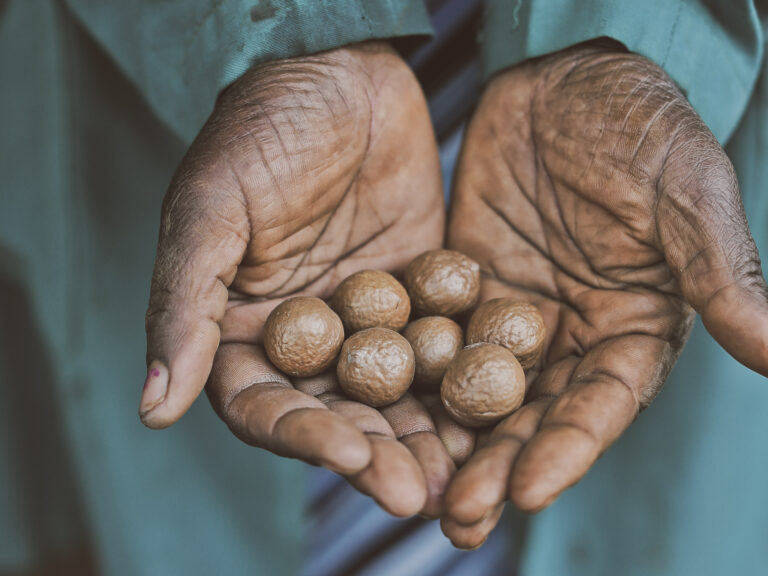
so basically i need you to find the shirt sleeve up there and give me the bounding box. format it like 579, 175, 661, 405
480, 0, 764, 144
63, 0, 433, 143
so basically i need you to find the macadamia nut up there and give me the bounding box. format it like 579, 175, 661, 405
466, 298, 546, 370
404, 249, 480, 317
337, 327, 415, 407
264, 297, 344, 377
403, 316, 463, 392
331, 270, 410, 333
441, 343, 525, 427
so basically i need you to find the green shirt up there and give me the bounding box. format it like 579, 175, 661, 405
2, 1, 766, 574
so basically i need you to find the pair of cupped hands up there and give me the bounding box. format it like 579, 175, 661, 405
139, 39, 768, 547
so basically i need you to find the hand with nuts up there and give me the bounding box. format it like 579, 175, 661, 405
139, 42, 459, 518
442, 39, 768, 547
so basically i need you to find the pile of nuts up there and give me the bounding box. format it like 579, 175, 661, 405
263, 249, 546, 427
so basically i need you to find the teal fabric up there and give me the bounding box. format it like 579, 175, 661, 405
63, 0, 433, 142
482, 0, 764, 143
1, 1, 432, 573
3, 0, 768, 574
1, 2, 305, 574
482, 2, 768, 575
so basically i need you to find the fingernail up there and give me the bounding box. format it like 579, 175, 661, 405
140, 361, 168, 416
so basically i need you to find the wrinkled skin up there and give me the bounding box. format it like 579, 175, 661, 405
140, 37, 768, 547
441, 40, 768, 548
140, 42, 476, 518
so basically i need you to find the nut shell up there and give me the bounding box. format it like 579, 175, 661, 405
330, 270, 411, 334
263, 297, 344, 377
403, 316, 463, 392
404, 250, 480, 317
337, 327, 415, 407
441, 343, 525, 427
466, 299, 546, 370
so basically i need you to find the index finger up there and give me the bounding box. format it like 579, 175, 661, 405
509, 333, 669, 512
207, 343, 372, 475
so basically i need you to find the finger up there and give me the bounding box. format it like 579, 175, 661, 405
509, 335, 665, 512
475, 427, 494, 451
207, 343, 371, 475
141, 166, 248, 428
659, 136, 768, 376
315, 391, 427, 516
348, 434, 428, 517
293, 371, 341, 397
440, 504, 504, 550
317, 391, 397, 438
444, 400, 549, 525
380, 394, 456, 518
421, 394, 476, 465
444, 358, 578, 524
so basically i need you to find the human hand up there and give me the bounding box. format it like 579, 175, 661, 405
140, 42, 472, 517
441, 40, 768, 546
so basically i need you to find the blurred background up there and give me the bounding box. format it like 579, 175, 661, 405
3, 1, 768, 575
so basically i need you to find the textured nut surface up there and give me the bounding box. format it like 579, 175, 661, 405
404, 249, 480, 317
337, 327, 415, 407
330, 270, 411, 333
466, 298, 546, 370
263, 297, 344, 377
403, 316, 463, 392
441, 343, 525, 427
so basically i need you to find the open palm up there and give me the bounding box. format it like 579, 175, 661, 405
441, 41, 768, 547
141, 42, 468, 517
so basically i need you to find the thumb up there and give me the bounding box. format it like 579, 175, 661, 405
658, 128, 768, 377
141, 167, 248, 429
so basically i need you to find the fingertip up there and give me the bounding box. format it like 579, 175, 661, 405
701, 285, 768, 377
139, 372, 214, 430
139, 361, 173, 428
138, 393, 186, 430
445, 489, 488, 526
381, 462, 428, 518
321, 423, 372, 475
141, 321, 220, 428
271, 408, 373, 475
445, 438, 522, 525
508, 428, 596, 513
444, 527, 487, 551
444, 470, 489, 525
385, 487, 428, 518
440, 505, 502, 550
508, 479, 556, 514
351, 436, 427, 517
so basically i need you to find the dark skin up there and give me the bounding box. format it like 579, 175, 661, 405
140, 42, 474, 518
441, 40, 768, 547
141, 40, 768, 545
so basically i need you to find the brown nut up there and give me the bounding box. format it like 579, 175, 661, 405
263, 296, 344, 377
403, 316, 463, 392
330, 270, 411, 334
337, 327, 415, 407
404, 249, 480, 317
466, 298, 546, 370
441, 343, 525, 427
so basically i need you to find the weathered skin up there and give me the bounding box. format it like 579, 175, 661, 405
263, 297, 344, 377
466, 299, 546, 370
405, 249, 480, 317
441, 343, 525, 427
331, 269, 411, 333
440, 39, 768, 548
142, 41, 472, 521
337, 327, 415, 407
404, 316, 464, 392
